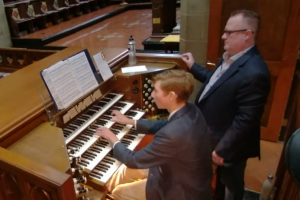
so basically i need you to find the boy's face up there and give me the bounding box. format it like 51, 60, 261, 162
151, 80, 170, 109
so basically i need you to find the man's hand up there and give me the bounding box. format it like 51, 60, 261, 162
182, 52, 195, 69
212, 150, 224, 166
95, 126, 119, 144
111, 110, 135, 126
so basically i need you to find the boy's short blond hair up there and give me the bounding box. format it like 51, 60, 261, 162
152, 69, 195, 103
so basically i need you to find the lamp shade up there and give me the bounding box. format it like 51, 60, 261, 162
285, 128, 300, 186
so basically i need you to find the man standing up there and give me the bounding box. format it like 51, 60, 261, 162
182, 10, 270, 200
96, 70, 212, 200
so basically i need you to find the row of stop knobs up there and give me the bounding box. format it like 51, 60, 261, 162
142, 78, 156, 112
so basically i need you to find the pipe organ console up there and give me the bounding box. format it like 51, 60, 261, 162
0, 47, 186, 200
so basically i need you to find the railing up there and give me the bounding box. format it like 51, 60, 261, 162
0, 47, 57, 72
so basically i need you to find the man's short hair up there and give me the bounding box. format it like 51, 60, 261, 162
152, 69, 194, 102
231, 9, 260, 33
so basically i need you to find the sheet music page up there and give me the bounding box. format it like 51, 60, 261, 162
41, 70, 64, 110
47, 60, 82, 109
68, 51, 99, 95
93, 51, 113, 81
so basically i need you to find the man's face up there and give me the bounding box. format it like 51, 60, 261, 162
222, 15, 249, 56
151, 80, 170, 109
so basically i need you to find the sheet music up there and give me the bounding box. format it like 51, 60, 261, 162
46, 60, 82, 109
41, 50, 100, 110
68, 51, 99, 95
93, 52, 113, 81
41, 70, 64, 110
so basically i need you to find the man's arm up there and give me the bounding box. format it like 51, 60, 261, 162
182, 52, 213, 83
189, 63, 213, 83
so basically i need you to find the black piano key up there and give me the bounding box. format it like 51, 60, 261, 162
95, 120, 107, 126
91, 170, 104, 177
98, 119, 108, 124
123, 135, 136, 140
82, 154, 94, 160
63, 129, 72, 133
101, 98, 111, 102
90, 124, 100, 129
98, 140, 109, 145
85, 129, 94, 134
91, 174, 102, 179
84, 110, 96, 116
63, 131, 72, 137
114, 106, 123, 110
95, 167, 107, 173
101, 115, 112, 120
96, 101, 107, 107
78, 162, 88, 167
78, 136, 90, 142
126, 111, 138, 116
96, 163, 110, 171
66, 124, 78, 130
111, 124, 124, 130
91, 170, 104, 179
83, 131, 95, 137
90, 105, 101, 111
83, 154, 95, 160
129, 130, 138, 135
92, 169, 104, 176
105, 94, 116, 99
89, 147, 102, 153
102, 159, 114, 165
79, 115, 89, 120
73, 119, 85, 125
85, 151, 98, 157
115, 102, 127, 108
73, 141, 84, 147
95, 142, 107, 148
121, 140, 131, 145
109, 129, 119, 135
79, 159, 90, 165
110, 107, 122, 111
103, 157, 116, 163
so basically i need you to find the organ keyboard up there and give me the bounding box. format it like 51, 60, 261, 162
63, 93, 124, 144
62, 92, 146, 189
89, 129, 145, 185
69, 107, 145, 173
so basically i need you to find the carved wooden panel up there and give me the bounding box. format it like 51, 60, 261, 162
0, 147, 76, 200
0, 170, 23, 200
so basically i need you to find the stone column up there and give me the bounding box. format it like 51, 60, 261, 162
0, 2, 12, 47
180, 0, 210, 101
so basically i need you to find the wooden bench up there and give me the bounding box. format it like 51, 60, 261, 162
5, 2, 35, 37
